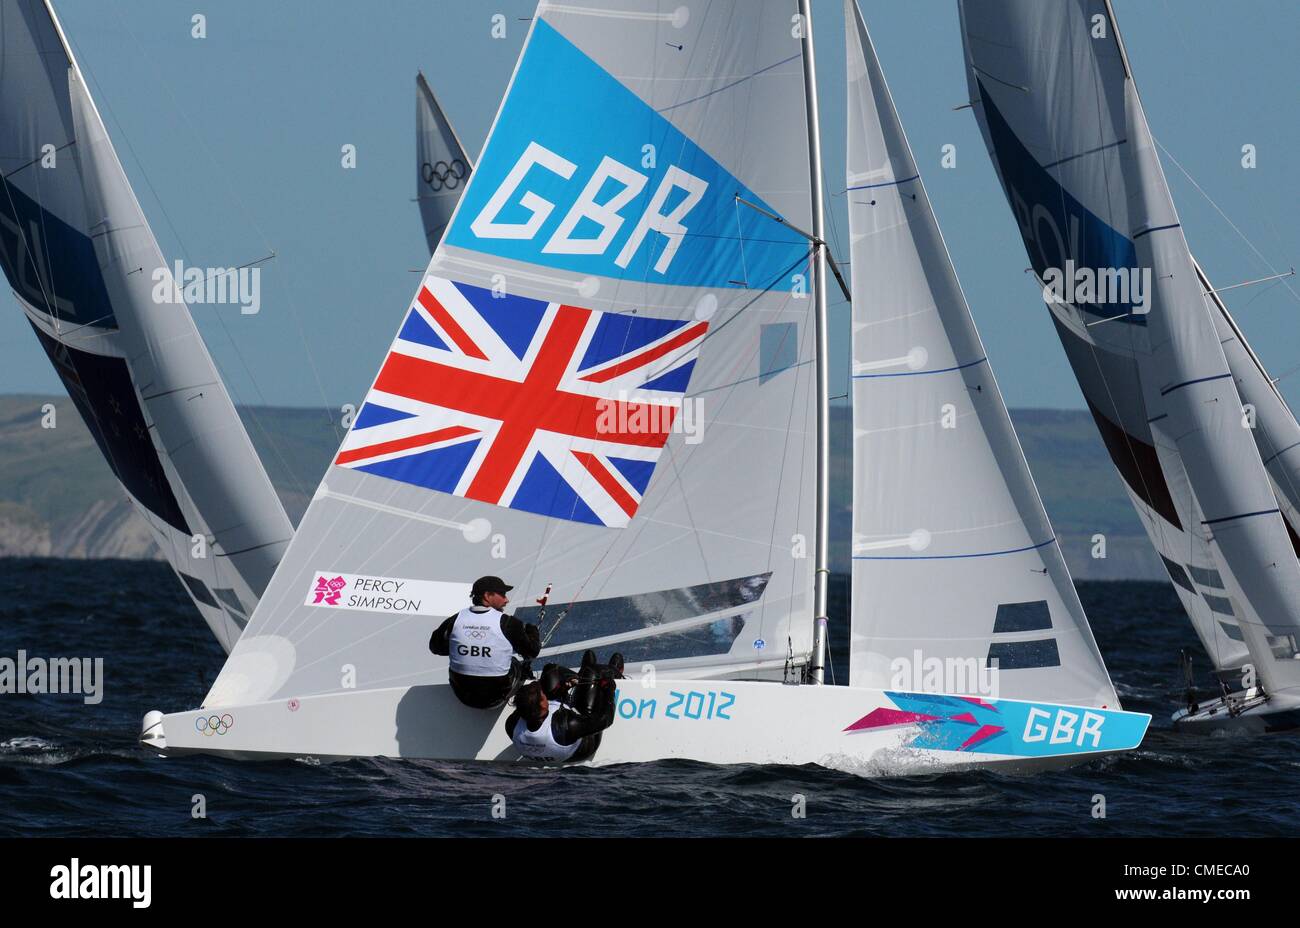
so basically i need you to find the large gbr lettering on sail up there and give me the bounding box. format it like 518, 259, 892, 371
445, 19, 808, 290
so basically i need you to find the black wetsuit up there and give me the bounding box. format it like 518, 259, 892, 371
429, 610, 541, 709
503, 684, 617, 762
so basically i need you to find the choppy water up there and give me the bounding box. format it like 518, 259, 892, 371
0, 558, 1295, 837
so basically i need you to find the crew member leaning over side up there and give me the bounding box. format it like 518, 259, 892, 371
429, 576, 540, 710
506, 649, 623, 763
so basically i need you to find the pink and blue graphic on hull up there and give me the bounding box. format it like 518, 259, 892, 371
845, 692, 1149, 758
335, 276, 707, 528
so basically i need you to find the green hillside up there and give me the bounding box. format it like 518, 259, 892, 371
0, 395, 1161, 578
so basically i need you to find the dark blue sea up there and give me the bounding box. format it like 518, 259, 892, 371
0, 558, 1295, 837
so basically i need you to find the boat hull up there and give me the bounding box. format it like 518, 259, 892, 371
1171, 691, 1300, 733
143, 680, 1150, 776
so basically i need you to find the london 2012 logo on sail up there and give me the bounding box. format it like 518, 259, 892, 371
311, 575, 347, 605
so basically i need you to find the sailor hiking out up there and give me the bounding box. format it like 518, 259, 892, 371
506, 649, 624, 763
429, 576, 540, 709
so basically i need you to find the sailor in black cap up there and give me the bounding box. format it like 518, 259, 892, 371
429, 576, 541, 709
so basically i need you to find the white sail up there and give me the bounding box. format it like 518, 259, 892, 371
0, 0, 293, 651
1202, 260, 1300, 559
1124, 75, 1300, 698
845, 0, 1115, 708
205, 0, 819, 708
415, 71, 473, 254
957, 0, 1247, 672
960, 0, 1300, 699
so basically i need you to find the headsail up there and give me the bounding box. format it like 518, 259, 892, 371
0, 0, 293, 651
415, 71, 473, 254
206, 0, 819, 707
1202, 260, 1300, 567
845, 0, 1115, 707
960, 0, 1300, 697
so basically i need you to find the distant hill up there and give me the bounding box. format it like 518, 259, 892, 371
0, 395, 1164, 579
0, 394, 341, 560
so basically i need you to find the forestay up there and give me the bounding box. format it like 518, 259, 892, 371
845, 0, 1115, 707
0, 0, 292, 651
206, 0, 819, 708
415, 71, 473, 254
960, 0, 1300, 694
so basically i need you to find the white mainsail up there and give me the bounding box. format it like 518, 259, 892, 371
845, 0, 1115, 708
960, 0, 1300, 705
205, 0, 818, 708
415, 71, 473, 254
0, 0, 293, 651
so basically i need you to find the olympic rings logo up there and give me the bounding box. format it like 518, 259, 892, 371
422, 159, 468, 192
195, 714, 235, 737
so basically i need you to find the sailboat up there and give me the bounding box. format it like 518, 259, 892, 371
959, 0, 1300, 731
416, 71, 474, 255
0, 0, 294, 653
141, 0, 1148, 772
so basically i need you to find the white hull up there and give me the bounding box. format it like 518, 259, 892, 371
143, 680, 1149, 776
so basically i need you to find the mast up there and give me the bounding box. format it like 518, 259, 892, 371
799, 0, 831, 684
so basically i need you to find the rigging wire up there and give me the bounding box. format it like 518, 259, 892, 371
102, 1, 345, 456
68, 20, 317, 512
1153, 142, 1300, 309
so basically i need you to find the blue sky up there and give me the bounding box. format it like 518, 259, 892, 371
6, 0, 1297, 413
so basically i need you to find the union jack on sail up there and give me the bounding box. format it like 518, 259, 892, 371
335, 276, 708, 527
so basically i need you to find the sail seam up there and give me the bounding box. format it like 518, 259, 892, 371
852, 538, 1054, 561
1159, 372, 1232, 396
1040, 139, 1126, 170
214, 538, 291, 558
1261, 441, 1300, 467
1133, 222, 1181, 240
847, 173, 919, 191
1201, 508, 1280, 527
140, 380, 219, 402
852, 357, 987, 379
0, 140, 77, 181
970, 65, 1027, 94
658, 54, 802, 114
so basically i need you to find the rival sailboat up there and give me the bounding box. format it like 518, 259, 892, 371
959, 0, 1300, 730
0, 0, 294, 652
142, 0, 1148, 772
416, 71, 474, 255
